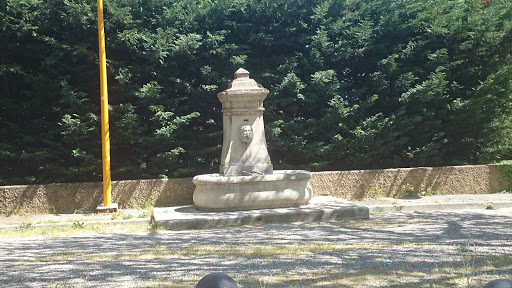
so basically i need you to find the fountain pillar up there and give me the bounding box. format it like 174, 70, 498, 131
218, 68, 273, 176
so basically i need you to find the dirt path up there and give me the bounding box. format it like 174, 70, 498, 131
1, 208, 512, 287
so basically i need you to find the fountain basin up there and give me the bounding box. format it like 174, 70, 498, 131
193, 170, 313, 211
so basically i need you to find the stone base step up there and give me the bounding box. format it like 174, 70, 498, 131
152, 196, 369, 230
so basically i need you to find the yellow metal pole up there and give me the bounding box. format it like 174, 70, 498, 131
97, 0, 112, 207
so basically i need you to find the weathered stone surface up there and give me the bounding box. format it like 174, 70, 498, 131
153, 196, 369, 230
193, 69, 313, 211
193, 170, 313, 211
218, 68, 273, 177
309, 165, 509, 200
0, 178, 194, 215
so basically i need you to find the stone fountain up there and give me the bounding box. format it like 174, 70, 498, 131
193, 68, 313, 211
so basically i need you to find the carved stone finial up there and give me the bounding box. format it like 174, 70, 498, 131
225, 68, 262, 90
234, 68, 250, 79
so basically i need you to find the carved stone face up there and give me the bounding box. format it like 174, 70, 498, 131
240, 125, 253, 143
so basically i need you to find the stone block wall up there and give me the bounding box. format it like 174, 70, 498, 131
0, 165, 508, 215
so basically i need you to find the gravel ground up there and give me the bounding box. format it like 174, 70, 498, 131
1, 208, 512, 287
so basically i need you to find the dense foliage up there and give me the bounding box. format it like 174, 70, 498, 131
1, 0, 512, 185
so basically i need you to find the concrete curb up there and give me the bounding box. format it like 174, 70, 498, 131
368, 200, 512, 214
0, 218, 149, 230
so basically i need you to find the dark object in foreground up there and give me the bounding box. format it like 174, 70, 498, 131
195, 273, 238, 288
484, 279, 512, 288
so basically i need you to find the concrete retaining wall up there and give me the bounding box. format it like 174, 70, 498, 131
0, 178, 195, 215
0, 165, 508, 215
310, 165, 508, 200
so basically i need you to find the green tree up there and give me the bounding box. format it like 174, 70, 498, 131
1, 0, 511, 185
